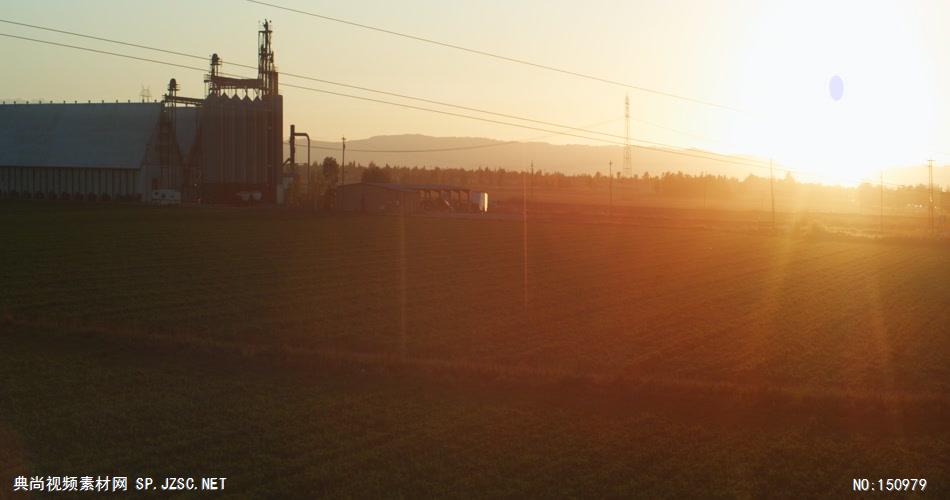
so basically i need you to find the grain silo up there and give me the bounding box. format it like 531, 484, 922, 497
0, 21, 284, 205
164, 20, 283, 203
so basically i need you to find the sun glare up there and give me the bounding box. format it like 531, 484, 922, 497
731, 1, 936, 184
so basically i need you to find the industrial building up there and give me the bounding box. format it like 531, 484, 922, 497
0, 102, 164, 201
0, 22, 283, 204
337, 182, 487, 213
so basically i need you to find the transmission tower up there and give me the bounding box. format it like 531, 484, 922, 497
622, 94, 632, 177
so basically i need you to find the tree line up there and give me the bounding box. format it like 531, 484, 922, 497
286, 157, 948, 212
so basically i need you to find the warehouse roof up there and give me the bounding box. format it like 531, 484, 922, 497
0, 102, 161, 169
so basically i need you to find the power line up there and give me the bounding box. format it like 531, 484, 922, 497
290, 140, 518, 154
304, 118, 627, 153
0, 17, 729, 147
0, 18, 210, 62
292, 118, 623, 154
0, 32, 209, 74
276, 76, 788, 170
284, 79, 787, 171
245, 0, 746, 113
5, 19, 924, 190
0, 30, 911, 187
0, 31, 780, 172
0, 19, 715, 148
283, 138, 908, 189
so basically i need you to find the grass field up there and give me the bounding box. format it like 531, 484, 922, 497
1, 201, 948, 497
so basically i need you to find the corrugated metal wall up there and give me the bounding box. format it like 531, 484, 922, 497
198, 94, 282, 202
0, 102, 162, 201
0, 167, 139, 199
0, 94, 284, 203
337, 184, 419, 213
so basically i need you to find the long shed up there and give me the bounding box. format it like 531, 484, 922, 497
0, 102, 164, 201
336, 182, 421, 213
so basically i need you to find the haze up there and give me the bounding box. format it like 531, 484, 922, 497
2, 0, 948, 184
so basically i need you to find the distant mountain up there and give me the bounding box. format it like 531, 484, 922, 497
288, 134, 949, 187
291, 134, 770, 179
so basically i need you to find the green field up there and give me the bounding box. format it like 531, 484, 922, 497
1, 201, 948, 497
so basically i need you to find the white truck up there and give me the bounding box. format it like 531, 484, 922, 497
470, 191, 488, 213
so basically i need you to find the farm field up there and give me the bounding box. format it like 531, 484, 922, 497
1, 200, 948, 496
2, 323, 947, 498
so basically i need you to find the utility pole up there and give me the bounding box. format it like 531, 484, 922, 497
770, 159, 776, 229
608, 161, 614, 217
929, 159, 935, 235
530, 161, 534, 209
702, 170, 707, 210
622, 95, 632, 178
522, 167, 528, 312
340, 136, 346, 210
523, 165, 528, 219
879, 171, 885, 233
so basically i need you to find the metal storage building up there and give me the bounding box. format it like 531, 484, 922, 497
0, 21, 284, 205
177, 20, 283, 203
0, 102, 164, 201
336, 182, 421, 213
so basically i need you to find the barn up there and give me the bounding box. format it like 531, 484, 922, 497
0, 101, 166, 201
0, 21, 283, 205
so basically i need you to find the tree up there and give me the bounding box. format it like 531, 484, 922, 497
362, 162, 392, 183
321, 157, 339, 185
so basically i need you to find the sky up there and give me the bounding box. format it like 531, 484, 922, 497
1, 0, 948, 184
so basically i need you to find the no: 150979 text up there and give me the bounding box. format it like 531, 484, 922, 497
852, 478, 926, 492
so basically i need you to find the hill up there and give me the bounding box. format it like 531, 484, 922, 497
293, 134, 949, 187
296, 134, 769, 178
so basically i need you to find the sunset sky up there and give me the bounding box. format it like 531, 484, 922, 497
2, 0, 948, 184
